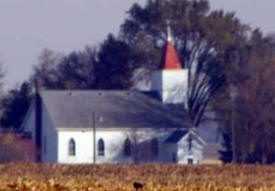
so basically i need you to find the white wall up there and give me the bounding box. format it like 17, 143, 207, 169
177, 134, 204, 164
95, 130, 132, 163
151, 70, 188, 104
57, 128, 177, 164
56, 128, 204, 164
159, 135, 204, 164
57, 130, 94, 164
96, 128, 181, 164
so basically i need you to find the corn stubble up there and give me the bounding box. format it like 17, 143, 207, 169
0, 164, 273, 191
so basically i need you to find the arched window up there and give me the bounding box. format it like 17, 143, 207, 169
98, 139, 105, 156
124, 138, 131, 157
69, 138, 76, 156
151, 138, 159, 157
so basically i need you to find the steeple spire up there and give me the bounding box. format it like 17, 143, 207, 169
167, 22, 173, 42
161, 23, 182, 70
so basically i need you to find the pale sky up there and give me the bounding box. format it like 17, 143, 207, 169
0, 0, 274, 90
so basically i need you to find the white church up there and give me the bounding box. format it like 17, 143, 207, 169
21, 29, 210, 164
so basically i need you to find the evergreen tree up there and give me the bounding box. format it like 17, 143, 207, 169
1, 82, 32, 129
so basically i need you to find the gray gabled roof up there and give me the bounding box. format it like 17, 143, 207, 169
165, 130, 189, 143
39, 90, 191, 129
165, 130, 206, 145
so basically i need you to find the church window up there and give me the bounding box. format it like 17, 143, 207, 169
124, 138, 131, 157
98, 139, 105, 156
151, 138, 159, 157
69, 138, 76, 156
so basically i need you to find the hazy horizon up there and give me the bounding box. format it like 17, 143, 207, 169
0, 0, 274, 90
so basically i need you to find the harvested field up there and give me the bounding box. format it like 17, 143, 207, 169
0, 163, 274, 191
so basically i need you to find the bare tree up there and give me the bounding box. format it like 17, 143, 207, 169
31, 48, 63, 89
0, 132, 36, 162
217, 30, 275, 164
121, 0, 249, 127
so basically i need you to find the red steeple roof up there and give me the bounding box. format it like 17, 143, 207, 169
162, 26, 182, 70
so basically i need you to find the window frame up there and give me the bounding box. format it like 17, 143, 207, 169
68, 138, 76, 156
98, 138, 105, 156
124, 138, 132, 157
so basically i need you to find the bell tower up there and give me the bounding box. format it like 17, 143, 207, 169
151, 25, 188, 104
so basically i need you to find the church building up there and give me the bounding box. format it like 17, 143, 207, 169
21, 28, 207, 164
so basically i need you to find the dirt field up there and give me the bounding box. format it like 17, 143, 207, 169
0, 163, 274, 191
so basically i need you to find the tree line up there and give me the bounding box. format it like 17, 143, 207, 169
0, 0, 275, 164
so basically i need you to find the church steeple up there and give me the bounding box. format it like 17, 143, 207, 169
151, 25, 188, 104
162, 24, 182, 70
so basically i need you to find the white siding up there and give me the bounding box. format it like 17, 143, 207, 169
57, 128, 167, 164
95, 130, 131, 163
56, 128, 204, 164
177, 134, 204, 164
151, 70, 188, 104
95, 128, 179, 164
57, 130, 94, 164
159, 137, 204, 164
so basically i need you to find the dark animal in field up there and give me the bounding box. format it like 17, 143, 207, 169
133, 182, 144, 190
